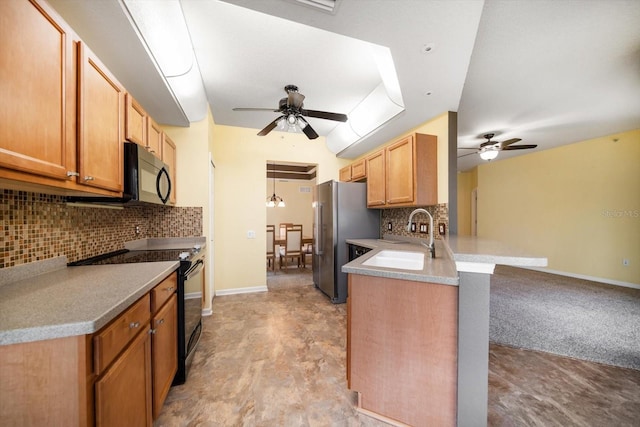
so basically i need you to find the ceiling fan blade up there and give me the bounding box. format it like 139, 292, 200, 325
302, 109, 348, 122
288, 92, 305, 109
233, 107, 280, 112
298, 117, 319, 139
257, 116, 284, 136
502, 144, 537, 150
501, 138, 522, 148
457, 151, 479, 158
457, 147, 480, 150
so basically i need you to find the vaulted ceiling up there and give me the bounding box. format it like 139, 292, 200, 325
48, 0, 640, 171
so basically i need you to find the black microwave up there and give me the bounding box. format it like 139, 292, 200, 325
66, 142, 172, 206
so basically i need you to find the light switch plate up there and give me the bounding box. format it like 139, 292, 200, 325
419, 223, 428, 234
410, 222, 416, 232
247, 230, 256, 239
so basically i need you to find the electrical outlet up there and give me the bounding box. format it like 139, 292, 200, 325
387, 222, 392, 231
419, 223, 428, 234
410, 222, 416, 233
623, 259, 630, 266
438, 223, 446, 235
247, 230, 256, 239
135, 225, 140, 235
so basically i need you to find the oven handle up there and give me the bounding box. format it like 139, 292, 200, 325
184, 259, 204, 280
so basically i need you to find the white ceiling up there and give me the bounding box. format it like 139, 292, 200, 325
47, 0, 640, 171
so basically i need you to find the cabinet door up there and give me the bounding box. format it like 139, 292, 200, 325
366, 149, 386, 207
0, 0, 75, 181
77, 41, 124, 192
125, 94, 147, 146
386, 135, 415, 205
162, 134, 177, 204
95, 326, 152, 427
147, 118, 162, 158
351, 159, 366, 181
151, 294, 178, 419
339, 165, 352, 182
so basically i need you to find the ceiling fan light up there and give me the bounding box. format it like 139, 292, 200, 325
480, 149, 499, 161
287, 114, 297, 125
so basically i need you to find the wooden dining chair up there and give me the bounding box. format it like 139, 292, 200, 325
266, 225, 276, 271
279, 222, 293, 240
279, 225, 302, 270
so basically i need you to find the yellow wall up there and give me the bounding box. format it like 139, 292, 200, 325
162, 110, 214, 311
211, 125, 350, 292
457, 167, 478, 236
476, 129, 640, 285
266, 179, 315, 237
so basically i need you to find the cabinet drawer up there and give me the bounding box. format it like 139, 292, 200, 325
151, 272, 177, 313
94, 294, 150, 375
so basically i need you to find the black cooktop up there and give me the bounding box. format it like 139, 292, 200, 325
68, 249, 194, 266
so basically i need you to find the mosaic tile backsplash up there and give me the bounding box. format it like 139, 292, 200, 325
0, 189, 203, 268
380, 204, 448, 241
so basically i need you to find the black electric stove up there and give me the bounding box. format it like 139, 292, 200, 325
69, 246, 205, 385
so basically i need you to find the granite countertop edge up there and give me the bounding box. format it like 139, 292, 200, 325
343, 234, 548, 285
0, 261, 180, 346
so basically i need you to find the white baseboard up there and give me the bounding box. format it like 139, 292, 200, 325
185, 291, 202, 300
202, 308, 213, 316
214, 285, 268, 296
523, 267, 640, 290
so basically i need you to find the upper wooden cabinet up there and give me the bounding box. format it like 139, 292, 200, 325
339, 165, 352, 182
0, 0, 124, 196
350, 158, 366, 181
77, 41, 124, 193
366, 133, 437, 208
339, 159, 366, 182
125, 94, 147, 146
0, 0, 75, 181
162, 134, 177, 205
147, 118, 163, 158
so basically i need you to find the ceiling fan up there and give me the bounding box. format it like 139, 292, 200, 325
458, 133, 537, 161
233, 85, 348, 140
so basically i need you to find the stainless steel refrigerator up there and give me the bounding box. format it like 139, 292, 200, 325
313, 180, 380, 303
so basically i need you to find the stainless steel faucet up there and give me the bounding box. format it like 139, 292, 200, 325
407, 208, 436, 258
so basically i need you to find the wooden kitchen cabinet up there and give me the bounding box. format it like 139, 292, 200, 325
147, 117, 163, 159
339, 159, 366, 183
339, 164, 352, 182
350, 158, 366, 181
347, 273, 458, 426
162, 134, 177, 204
151, 294, 178, 419
125, 93, 147, 146
0, 271, 179, 426
0, 0, 75, 181
366, 133, 437, 208
95, 323, 153, 427
77, 41, 125, 193
365, 149, 386, 207
0, 0, 124, 197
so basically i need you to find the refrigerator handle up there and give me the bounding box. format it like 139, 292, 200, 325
315, 203, 323, 255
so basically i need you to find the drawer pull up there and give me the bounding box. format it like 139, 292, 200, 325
129, 321, 140, 329
66, 171, 79, 177
165, 287, 175, 292
84, 176, 94, 181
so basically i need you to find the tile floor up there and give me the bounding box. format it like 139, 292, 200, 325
155, 269, 640, 426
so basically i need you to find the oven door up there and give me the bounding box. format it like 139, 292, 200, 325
183, 258, 204, 369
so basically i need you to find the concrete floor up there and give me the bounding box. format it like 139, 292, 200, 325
155, 269, 640, 426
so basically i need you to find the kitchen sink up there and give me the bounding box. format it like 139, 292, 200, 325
362, 250, 424, 270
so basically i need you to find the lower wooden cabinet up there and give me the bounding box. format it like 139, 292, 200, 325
151, 293, 178, 419
95, 324, 153, 427
0, 271, 179, 426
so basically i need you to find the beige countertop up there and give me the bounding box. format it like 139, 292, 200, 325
343, 234, 547, 285
0, 259, 179, 346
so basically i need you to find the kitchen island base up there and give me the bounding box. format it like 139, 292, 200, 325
347, 274, 458, 426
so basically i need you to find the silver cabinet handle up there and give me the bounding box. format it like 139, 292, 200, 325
84, 176, 94, 181
66, 171, 79, 177
149, 329, 156, 335
156, 318, 165, 325
129, 321, 140, 329
165, 287, 175, 292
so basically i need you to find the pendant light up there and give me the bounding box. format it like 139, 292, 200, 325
266, 162, 285, 208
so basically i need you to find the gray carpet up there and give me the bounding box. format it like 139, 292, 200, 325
490, 266, 640, 370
